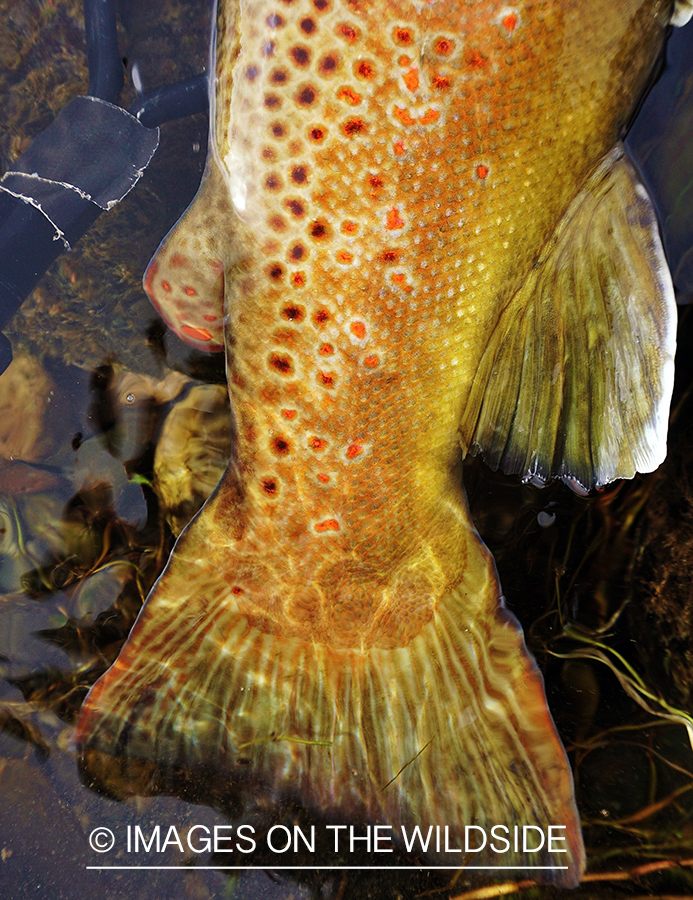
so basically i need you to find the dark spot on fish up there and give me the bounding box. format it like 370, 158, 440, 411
266, 13, 284, 27
291, 165, 309, 184
310, 220, 330, 239
309, 126, 326, 142
355, 60, 375, 79
344, 117, 366, 136
313, 0, 329, 10
318, 53, 339, 75
270, 68, 289, 84
301, 18, 317, 34
272, 436, 291, 455
261, 478, 279, 496
264, 94, 282, 109
271, 122, 286, 138
285, 198, 306, 217
267, 263, 284, 280
314, 308, 330, 325
394, 27, 414, 45
290, 45, 311, 67
269, 353, 294, 375
265, 173, 282, 190
282, 304, 305, 322
296, 85, 317, 105
290, 243, 307, 261
245, 65, 259, 81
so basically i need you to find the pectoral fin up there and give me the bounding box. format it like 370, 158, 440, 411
460, 145, 676, 492
143, 156, 238, 352
672, 1, 693, 26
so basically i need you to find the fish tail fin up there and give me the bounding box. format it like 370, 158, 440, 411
143, 155, 236, 352
77, 526, 584, 886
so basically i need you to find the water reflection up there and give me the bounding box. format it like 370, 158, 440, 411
1, 1, 693, 898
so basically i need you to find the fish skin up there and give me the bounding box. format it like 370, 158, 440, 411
78, 0, 683, 885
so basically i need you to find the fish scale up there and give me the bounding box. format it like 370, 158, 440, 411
78, 0, 691, 884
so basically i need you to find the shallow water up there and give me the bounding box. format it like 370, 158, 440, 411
1, 2, 693, 899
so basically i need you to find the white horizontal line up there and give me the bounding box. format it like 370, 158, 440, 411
87, 866, 568, 871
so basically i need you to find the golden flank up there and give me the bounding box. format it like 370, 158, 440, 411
77, 1, 692, 885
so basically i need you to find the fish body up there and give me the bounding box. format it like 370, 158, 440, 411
77, 0, 689, 886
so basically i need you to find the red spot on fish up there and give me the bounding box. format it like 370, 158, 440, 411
346, 442, 363, 459
309, 126, 327, 142
398, 55, 412, 67
318, 371, 335, 387
435, 38, 454, 55
465, 49, 488, 69
337, 22, 359, 43
393, 139, 406, 156
432, 73, 451, 90
269, 353, 294, 375
337, 250, 353, 263
392, 273, 412, 292
170, 254, 188, 267
291, 271, 306, 287
344, 117, 366, 136
350, 321, 366, 339
315, 518, 340, 532
386, 208, 405, 230
477, 164, 490, 179
310, 220, 330, 239
337, 86, 362, 105
382, 248, 399, 262
161, 280, 172, 292
355, 60, 375, 79
317, 473, 330, 483
203, 315, 217, 322
394, 106, 415, 126
403, 69, 419, 92
231, 586, 244, 594
419, 109, 439, 124
183, 286, 197, 296
341, 220, 358, 234
393, 27, 414, 45
282, 408, 297, 420
319, 343, 334, 355
181, 325, 212, 341
309, 436, 328, 450
314, 308, 330, 326
364, 355, 379, 367
503, 13, 518, 31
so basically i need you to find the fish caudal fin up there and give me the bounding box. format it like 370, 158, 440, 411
77, 516, 584, 886
143, 156, 238, 352
460, 144, 676, 492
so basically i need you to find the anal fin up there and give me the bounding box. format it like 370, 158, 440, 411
460, 144, 676, 492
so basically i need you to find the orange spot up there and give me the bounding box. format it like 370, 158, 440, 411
364, 355, 379, 367
344, 118, 366, 136
392, 273, 412, 292
318, 371, 335, 387
465, 49, 488, 68
317, 473, 330, 484
394, 106, 416, 126
346, 442, 364, 459
403, 69, 419, 92
337, 22, 358, 42
355, 61, 375, 79
181, 325, 212, 342
393, 140, 406, 156
386, 208, 405, 230
382, 249, 399, 262
315, 518, 340, 533
319, 343, 334, 355
398, 54, 412, 67
314, 308, 330, 326
170, 254, 188, 267
203, 315, 217, 322
309, 436, 328, 451
183, 286, 197, 296
291, 271, 306, 288
350, 321, 366, 339
337, 86, 362, 105
161, 280, 172, 292
337, 250, 353, 264
432, 73, 451, 90
282, 409, 297, 420
477, 165, 490, 179
503, 13, 517, 31
393, 27, 414, 46
435, 38, 454, 55
419, 108, 440, 124
341, 220, 358, 234
231, 586, 243, 595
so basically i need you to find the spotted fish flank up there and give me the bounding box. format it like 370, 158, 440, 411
78, 0, 689, 885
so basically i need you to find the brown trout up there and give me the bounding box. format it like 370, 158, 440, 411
77, 0, 691, 885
